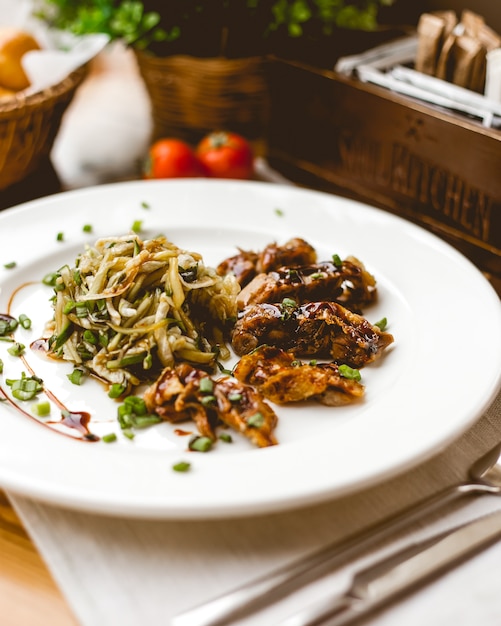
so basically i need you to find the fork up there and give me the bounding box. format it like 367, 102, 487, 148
171, 443, 501, 626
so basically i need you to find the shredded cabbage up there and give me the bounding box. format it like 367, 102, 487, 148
45, 234, 240, 388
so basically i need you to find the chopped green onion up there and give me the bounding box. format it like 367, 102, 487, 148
0, 359, 3, 373
0, 317, 18, 336
3, 261, 16, 269
6, 373, 43, 401
133, 415, 162, 428
200, 395, 216, 407
189, 436, 213, 452
31, 401, 51, 417
310, 272, 324, 280
332, 254, 343, 267
7, 342, 25, 356
374, 317, 388, 331
228, 392, 242, 403
82, 224, 93, 233
199, 376, 214, 394
117, 396, 161, 430
281, 297, 297, 308
338, 364, 362, 381
102, 433, 117, 443
67, 367, 87, 385
73, 269, 82, 285
219, 432, 233, 443
108, 383, 126, 399
131, 220, 143, 233
247, 412, 265, 428
18, 314, 31, 329
83, 330, 97, 345
56, 232, 64, 242
172, 461, 191, 472
274, 208, 284, 216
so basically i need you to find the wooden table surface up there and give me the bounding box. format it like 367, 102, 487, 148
0, 491, 79, 626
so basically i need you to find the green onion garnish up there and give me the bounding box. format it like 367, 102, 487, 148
338, 364, 362, 381
3, 261, 16, 269
102, 433, 117, 443
189, 436, 213, 452
172, 461, 191, 472
108, 383, 126, 399
67, 367, 87, 386
374, 317, 388, 331
6, 373, 43, 401
82, 224, 93, 233
7, 342, 25, 357
199, 377, 214, 394
31, 401, 51, 417
332, 253, 343, 267
247, 412, 265, 428
18, 314, 31, 329
56, 232, 64, 242
42, 272, 58, 286
219, 432, 233, 443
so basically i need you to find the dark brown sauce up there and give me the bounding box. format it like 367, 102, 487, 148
174, 428, 193, 436
1, 295, 100, 442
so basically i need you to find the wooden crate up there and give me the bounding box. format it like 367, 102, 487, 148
266, 57, 501, 283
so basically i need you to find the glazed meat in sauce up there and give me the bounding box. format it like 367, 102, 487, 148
237, 256, 377, 313
231, 301, 393, 369
143, 363, 278, 447
217, 237, 317, 287
233, 345, 365, 406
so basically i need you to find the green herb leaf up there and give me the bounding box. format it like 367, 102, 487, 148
31, 401, 51, 417
374, 317, 388, 331
189, 436, 213, 452
7, 342, 25, 357
247, 412, 265, 428
172, 461, 191, 472
338, 364, 362, 381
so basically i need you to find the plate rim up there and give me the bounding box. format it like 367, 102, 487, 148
1, 178, 500, 519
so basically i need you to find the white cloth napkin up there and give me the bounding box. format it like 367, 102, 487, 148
8, 390, 501, 626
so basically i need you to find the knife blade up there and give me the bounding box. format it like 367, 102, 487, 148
280, 508, 501, 626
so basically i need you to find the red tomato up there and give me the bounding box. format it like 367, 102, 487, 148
196, 131, 254, 180
144, 138, 207, 179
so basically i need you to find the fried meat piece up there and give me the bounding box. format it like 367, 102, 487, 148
213, 376, 278, 447
234, 345, 365, 406
143, 364, 217, 440
258, 238, 317, 273
217, 238, 317, 287
143, 363, 278, 447
236, 256, 377, 312
231, 301, 394, 368
216, 248, 259, 287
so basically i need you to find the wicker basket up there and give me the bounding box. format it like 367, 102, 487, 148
0, 66, 87, 191
134, 51, 270, 154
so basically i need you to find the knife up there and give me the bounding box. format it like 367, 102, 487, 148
279, 508, 501, 626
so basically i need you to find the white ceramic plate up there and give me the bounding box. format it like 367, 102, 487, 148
0, 179, 500, 519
